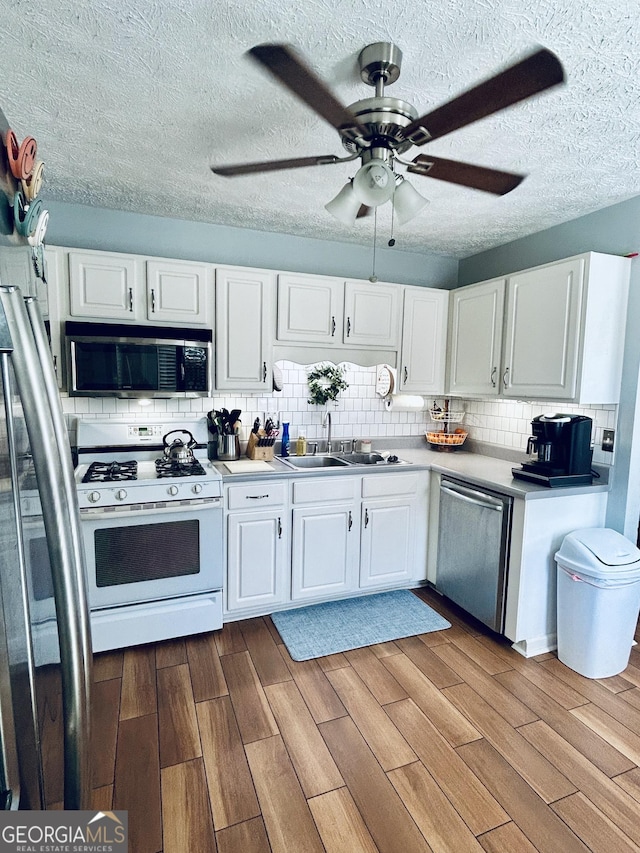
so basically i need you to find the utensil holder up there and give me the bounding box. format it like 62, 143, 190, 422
218, 434, 240, 461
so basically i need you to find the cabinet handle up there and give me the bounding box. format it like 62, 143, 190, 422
331, 315, 336, 336
277, 517, 282, 539
403, 366, 408, 385
346, 317, 351, 337
150, 288, 156, 313
490, 366, 497, 387
348, 510, 353, 531
263, 361, 267, 382
246, 494, 269, 500
502, 367, 509, 389
52, 354, 58, 378
128, 287, 134, 312
364, 508, 369, 528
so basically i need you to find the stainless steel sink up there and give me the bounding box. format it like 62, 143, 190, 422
336, 452, 385, 465
282, 455, 351, 469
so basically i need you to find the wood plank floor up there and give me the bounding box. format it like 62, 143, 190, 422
44, 588, 640, 852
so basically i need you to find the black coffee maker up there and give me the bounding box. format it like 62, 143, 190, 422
512, 413, 594, 487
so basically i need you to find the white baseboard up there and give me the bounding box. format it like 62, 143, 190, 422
511, 633, 557, 658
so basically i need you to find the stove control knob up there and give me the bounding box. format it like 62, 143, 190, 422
168, 485, 179, 497
88, 491, 101, 504
115, 489, 127, 501
192, 483, 203, 495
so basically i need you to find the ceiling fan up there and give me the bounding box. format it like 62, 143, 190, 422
211, 42, 565, 225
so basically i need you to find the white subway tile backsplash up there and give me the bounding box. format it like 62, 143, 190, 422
59, 358, 617, 462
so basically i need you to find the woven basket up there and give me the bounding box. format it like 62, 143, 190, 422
425, 429, 468, 447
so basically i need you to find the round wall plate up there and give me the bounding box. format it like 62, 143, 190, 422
375, 364, 394, 397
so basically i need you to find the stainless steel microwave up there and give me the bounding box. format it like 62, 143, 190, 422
65, 321, 212, 398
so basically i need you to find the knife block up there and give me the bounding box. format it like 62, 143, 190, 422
246, 432, 275, 461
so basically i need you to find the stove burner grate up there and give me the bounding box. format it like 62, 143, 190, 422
155, 458, 206, 478
82, 461, 138, 483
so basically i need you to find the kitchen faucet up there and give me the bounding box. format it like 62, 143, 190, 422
323, 411, 332, 454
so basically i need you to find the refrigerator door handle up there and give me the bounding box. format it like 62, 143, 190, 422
2, 288, 92, 810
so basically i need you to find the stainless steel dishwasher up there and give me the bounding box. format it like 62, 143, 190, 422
436, 477, 513, 632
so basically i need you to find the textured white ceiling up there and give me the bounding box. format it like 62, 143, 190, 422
1, 0, 639, 258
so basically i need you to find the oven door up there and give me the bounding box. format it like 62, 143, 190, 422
80, 498, 223, 609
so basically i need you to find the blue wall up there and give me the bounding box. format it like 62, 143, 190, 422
459, 195, 640, 539
46, 201, 459, 289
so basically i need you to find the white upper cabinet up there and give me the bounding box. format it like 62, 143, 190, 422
448, 278, 505, 397
215, 266, 275, 391
68, 250, 143, 320
276, 274, 400, 349
448, 252, 630, 403
502, 258, 582, 399
68, 249, 211, 326
343, 280, 400, 348
398, 286, 449, 395
146, 259, 211, 325
277, 273, 343, 344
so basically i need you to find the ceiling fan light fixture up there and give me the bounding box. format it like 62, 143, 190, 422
352, 159, 396, 206
325, 180, 362, 224
393, 176, 428, 226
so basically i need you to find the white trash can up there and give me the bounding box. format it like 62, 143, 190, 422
555, 528, 640, 678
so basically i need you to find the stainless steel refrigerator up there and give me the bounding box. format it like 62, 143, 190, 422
0, 107, 92, 810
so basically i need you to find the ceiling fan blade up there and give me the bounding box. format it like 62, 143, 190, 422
212, 154, 342, 177
403, 48, 565, 146
248, 43, 367, 143
408, 155, 524, 195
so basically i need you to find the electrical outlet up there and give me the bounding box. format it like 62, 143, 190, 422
602, 429, 615, 452
264, 411, 280, 429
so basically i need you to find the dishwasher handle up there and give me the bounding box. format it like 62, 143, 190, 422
440, 481, 504, 512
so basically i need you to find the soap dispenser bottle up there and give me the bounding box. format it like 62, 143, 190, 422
281, 422, 290, 457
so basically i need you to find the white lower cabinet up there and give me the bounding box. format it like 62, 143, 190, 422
291, 476, 359, 602
291, 504, 360, 600
360, 473, 421, 588
224, 470, 428, 619
225, 482, 288, 613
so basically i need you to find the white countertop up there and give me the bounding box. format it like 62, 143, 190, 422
215, 446, 610, 500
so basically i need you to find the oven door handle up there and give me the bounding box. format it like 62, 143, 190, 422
1, 289, 93, 810
81, 498, 222, 520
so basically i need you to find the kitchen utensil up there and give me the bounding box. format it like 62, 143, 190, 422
252, 417, 260, 434
162, 429, 197, 463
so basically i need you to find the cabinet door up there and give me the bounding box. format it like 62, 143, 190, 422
226, 510, 287, 612
68, 251, 142, 319
447, 278, 505, 397
399, 287, 448, 394
502, 258, 584, 399
215, 267, 275, 391
291, 504, 359, 601
360, 499, 415, 588
343, 281, 400, 347
146, 259, 211, 325
277, 273, 343, 343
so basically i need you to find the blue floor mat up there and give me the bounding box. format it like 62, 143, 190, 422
271, 589, 451, 661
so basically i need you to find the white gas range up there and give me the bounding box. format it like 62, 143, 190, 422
75, 418, 224, 652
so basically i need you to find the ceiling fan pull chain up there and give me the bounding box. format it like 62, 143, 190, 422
369, 208, 378, 283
